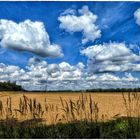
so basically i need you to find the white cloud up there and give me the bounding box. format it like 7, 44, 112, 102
24, 57, 85, 83
134, 8, 140, 26
58, 5, 101, 44
0, 19, 63, 57
122, 72, 138, 81
59, 62, 74, 71
61, 8, 76, 15
0, 57, 139, 91
81, 42, 140, 73
97, 73, 121, 81
0, 63, 25, 82
27, 57, 47, 69
0, 58, 85, 90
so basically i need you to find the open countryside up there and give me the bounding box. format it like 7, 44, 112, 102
0, 1, 140, 139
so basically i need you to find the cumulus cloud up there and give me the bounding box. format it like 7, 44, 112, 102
0, 19, 63, 57
0, 57, 139, 91
24, 59, 86, 90
24, 57, 85, 85
81, 42, 140, 73
58, 5, 101, 44
134, 8, 140, 25
0, 63, 25, 83
97, 73, 120, 81
0, 58, 86, 90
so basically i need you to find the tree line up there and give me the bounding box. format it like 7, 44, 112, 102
0, 81, 23, 91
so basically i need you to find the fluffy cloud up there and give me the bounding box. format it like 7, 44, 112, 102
24, 59, 86, 90
134, 8, 140, 25
97, 73, 121, 81
0, 63, 25, 82
0, 57, 139, 91
81, 42, 140, 73
58, 5, 101, 44
23, 57, 85, 85
0, 19, 63, 57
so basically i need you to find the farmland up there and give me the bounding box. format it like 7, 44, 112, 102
0, 91, 128, 122
0, 91, 139, 138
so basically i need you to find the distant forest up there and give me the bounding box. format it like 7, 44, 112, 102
0, 82, 23, 91
86, 88, 140, 92
48, 88, 140, 92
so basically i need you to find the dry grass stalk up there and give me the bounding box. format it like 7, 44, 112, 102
0, 100, 3, 118
59, 93, 99, 122
5, 96, 13, 119
122, 92, 140, 118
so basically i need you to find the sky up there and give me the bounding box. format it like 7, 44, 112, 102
1, 2, 140, 90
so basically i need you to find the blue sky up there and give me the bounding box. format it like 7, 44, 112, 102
0, 2, 140, 67
0, 2, 140, 90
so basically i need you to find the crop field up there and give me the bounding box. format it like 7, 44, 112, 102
0, 91, 138, 124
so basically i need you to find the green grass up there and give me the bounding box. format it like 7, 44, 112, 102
0, 117, 139, 138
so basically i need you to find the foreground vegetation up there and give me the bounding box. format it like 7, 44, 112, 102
0, 117, 139, 138
0, 92, 140, 138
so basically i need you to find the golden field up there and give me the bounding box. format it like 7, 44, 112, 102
0, 91, 139, 124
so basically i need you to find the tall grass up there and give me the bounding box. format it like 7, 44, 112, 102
122, 92, 140, 137
0, 94, 99, 124
59, 94, 99, 123
122, 92, 140, 118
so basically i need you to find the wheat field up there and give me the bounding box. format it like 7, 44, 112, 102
0, 91, 139, 124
